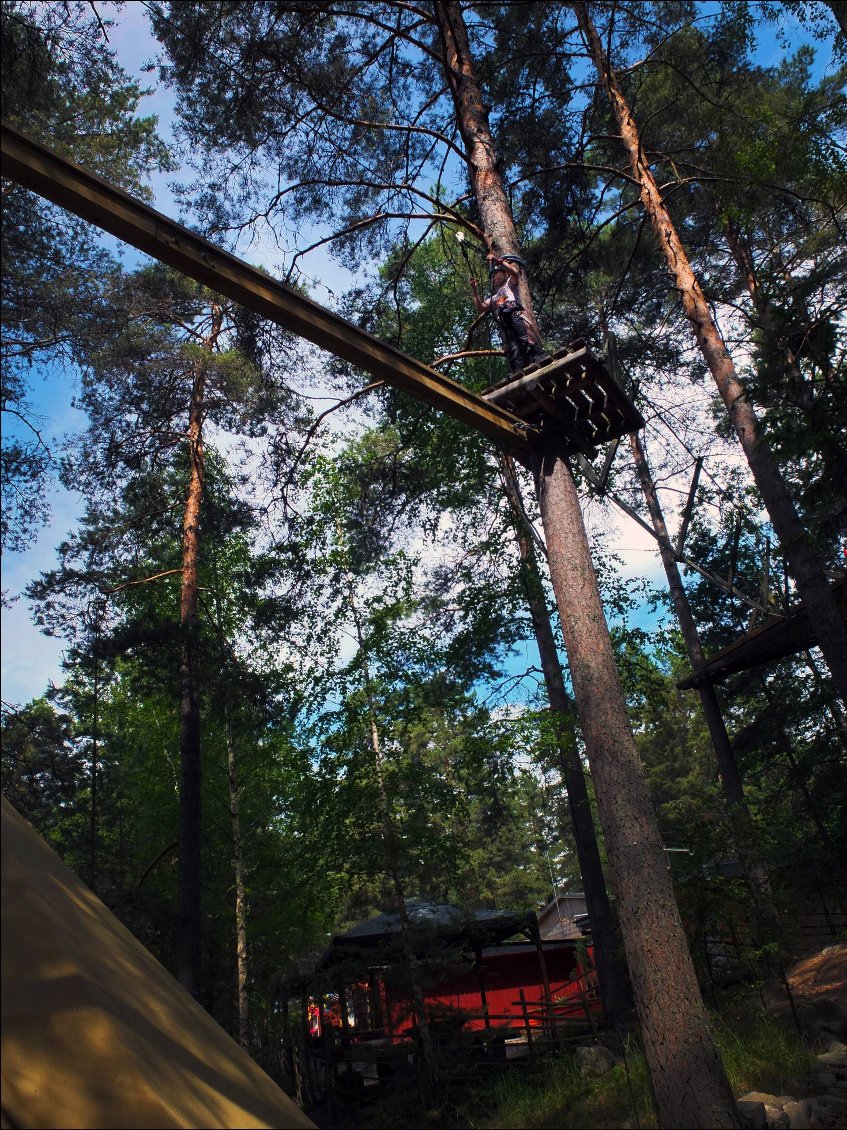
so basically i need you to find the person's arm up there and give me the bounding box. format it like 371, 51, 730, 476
486, 253, 520, 283
469, 276, 489, 313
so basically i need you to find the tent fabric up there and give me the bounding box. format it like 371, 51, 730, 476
1, 798, 314, 1130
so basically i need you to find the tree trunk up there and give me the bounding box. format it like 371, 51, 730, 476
437, 7, 739, 1122
225, 708, 251, 1051
499, 453, 631, 1019
533, 442, 741, 1128
436, 2, 536, 316
444, 0, 632, 1018
89, 659, 99, 890
340, 525, 436, 1076
177, 303, 222, 999
575, 0, 847, 704
824, 1, 847, 37
628, 432, 779, 935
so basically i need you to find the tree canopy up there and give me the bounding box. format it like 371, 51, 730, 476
2, 1, 845, 1123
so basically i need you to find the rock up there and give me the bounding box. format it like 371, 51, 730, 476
738, 1099, 767, 1128
826, 1041, 847, 1055
816, 1049, 847, 1072
782, 1099, 811, 1129
574, 1043, 616, 1078
806, 1093, 847, 1129
798, 1000, 847, 1042
816, 1071, 837, 1086
739, 1092, 795, 1106
764, 1103, 791, 1128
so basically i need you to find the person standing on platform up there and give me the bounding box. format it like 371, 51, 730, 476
470, 253, 548, 373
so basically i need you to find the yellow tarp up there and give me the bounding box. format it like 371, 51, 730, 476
1, 798, 314, 1129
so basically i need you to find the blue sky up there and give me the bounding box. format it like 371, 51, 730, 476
1, 1, 841, 707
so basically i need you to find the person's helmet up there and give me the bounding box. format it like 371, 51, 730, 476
488, 253, 527, 277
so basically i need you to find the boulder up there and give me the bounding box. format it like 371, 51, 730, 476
806, 1093, 847, 1129
574, 1043, 617, 1078
737, 1099, 767, 1128
765, 1104, 791, 1128
798, 999, 847, 1042
738, 1092, 795, 1107
782, 1099, 811, 1129
816, 1049, 847, 1074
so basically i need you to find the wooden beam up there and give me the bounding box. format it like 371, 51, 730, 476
1, 121, 532, 453
675, 455, 703, 557
676, 577, 846, 689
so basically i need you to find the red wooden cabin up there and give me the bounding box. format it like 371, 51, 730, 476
308, 901, 598, 1042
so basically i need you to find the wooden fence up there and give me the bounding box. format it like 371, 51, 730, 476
292, 972, 602, 1106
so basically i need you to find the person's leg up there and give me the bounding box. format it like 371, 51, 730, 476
498, 319, 525, 372
513, 313, 547, 366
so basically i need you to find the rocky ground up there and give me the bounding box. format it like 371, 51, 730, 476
738, 943, 847, 1129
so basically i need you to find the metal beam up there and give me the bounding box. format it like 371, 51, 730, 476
1, 121, 532, 453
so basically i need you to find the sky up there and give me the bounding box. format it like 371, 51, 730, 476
1, 1, 841, 708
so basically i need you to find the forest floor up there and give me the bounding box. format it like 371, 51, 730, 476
319, 941, 847, 1130
525, 941, 847, 1130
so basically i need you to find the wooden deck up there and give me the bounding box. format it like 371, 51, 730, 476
677, 575, 846, 688
482, 342, 645, 457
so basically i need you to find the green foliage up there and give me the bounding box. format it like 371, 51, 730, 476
6, 0, 845, 1074
0, 697, 85, 860
1, 1, 172, 550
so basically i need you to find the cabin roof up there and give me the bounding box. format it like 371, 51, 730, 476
332, 899, 527, 947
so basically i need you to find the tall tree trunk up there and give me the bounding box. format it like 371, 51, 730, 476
628, 433, 780, 936
803, 650, 847, 740
339, 526, 436, 1075
225, 707, 251, 1052
499, 453, 631, 1019
824, 1, 847, 37
209, 555, 252, 1052
435, 2, 533, 307
177, 303, 222, 999
575, 0, 847, 703
533, 442, 741, 1128
436, 6, 739, 1124
89, 659, 99, 889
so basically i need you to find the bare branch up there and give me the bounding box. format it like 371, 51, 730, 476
431, 348, 503, 366
276, 380, 385, 506
102, 568, 182, 594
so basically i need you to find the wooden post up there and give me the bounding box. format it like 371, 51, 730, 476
338, 984, 350, 1037
528, 912, 553, 1036
519, 989, 533, 1049
367, 970, 382, 1032
475, 942, 491, 1030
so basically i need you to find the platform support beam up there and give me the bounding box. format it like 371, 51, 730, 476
1, 121, 531, 455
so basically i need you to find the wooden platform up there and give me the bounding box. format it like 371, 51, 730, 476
481, 342, 645, 457
677, 575, 846, 688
